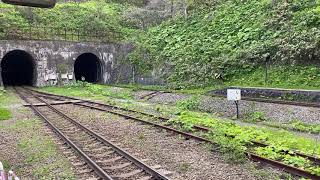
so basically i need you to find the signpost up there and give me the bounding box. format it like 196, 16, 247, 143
227, 89, 241, 119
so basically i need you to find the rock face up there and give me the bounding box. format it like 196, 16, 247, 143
0, 40, 133, 87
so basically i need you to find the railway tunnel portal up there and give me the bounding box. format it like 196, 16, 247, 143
0, 40, 133, 87
1, 50, 36, 86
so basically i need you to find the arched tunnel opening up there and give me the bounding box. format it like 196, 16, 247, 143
1, 50, 35, 86
74, 53, 101, 83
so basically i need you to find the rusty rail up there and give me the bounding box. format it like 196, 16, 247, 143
27, 88, 320, 179
17, 87, 169, 180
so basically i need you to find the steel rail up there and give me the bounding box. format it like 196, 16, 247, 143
31, 89, 320, 165
14, 88, 113, 180
209, 93, 320, 108
27, 88, 320, 179
74, 102, 320, 179
23, 88, 169, 180
139, 91, 160, 99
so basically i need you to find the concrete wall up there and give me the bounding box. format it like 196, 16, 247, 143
0, 40, 133, 87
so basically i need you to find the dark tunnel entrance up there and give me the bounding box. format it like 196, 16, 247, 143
1, 50, 35, 86
74, 53, 101, 83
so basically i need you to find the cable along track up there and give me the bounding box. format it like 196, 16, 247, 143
27, 88, 320, 179
16, 87, 169, 180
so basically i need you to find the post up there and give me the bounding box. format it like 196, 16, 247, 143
77, 29, 80, 41
264, 54, 270, 85
37, 26, 39, 40
43, 26, 46, 40
64, 27, 67, 41
71, 29, 73, 41
235, 101, 239, 119
29, 25, 32, 39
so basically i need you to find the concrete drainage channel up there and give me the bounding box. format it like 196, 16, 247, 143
27, 88, 320, 179
15, 87, 170, 180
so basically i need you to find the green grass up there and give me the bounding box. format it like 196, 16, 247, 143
0, 107, 12, 121
113, 83, 226, 95
40, 82, 133, 100
0, 89, 17, 121
40, 83, 320, 175
0, 88, 19, 106
0, 119, 75, 179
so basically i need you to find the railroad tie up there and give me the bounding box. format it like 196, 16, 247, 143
78, 168, 93, 175
104, 162, 132, 170
72, 162, 87, 167
156, 169, 173, 176
93, 151, 114, 158
151, 165, 162, 169
96, 156, 123, 164
137, 176, 153, 180
112, 169, 143, 178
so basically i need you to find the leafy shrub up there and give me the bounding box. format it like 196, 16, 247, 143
169, 111, 320, 173
176, 95, 201, 111
245, 111, 267, 123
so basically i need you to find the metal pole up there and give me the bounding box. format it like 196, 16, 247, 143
77, 29, 80, 41
29, 25, 32, 39
64, 28, 67, 41
44, 26, 46, 40
235, 101, 239, 119
265, 55, 270, 85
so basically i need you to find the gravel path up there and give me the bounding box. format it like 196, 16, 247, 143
56, 104, 281, 180
138, 91, 320, 125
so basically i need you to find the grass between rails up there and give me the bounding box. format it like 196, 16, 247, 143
167, 111, 320, 176
39, 84, 320, 176
0, 119, 75, 179
113, 83, 225, 95
39, 82, 133, 100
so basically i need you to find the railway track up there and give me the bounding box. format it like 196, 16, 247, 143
26, 88, 320, 179
121, 87, 320, 108
139, 91, 168, 100
209, 93, 320, 108
15, 87, 169, 180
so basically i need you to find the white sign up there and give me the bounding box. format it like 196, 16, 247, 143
227, 89, 241, 101
68, 74, 73, 80
61, 74, 68, 79
48, 74, 57, 80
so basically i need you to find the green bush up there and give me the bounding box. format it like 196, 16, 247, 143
245, 111, 267, 123
176, 95, 201, 111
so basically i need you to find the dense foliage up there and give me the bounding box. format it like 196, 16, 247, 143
135, 0, 320, 88
229, 65, 320, 89
0, 1, 135, 41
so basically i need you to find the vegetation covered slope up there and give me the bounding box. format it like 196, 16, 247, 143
0, 1, 138, 41
134, 0, 320, 88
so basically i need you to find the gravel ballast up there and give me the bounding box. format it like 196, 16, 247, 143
56, 104, 281, 180
141, 92, 320, 125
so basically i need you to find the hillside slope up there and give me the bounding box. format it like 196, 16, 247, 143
135, 0, 320, 88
